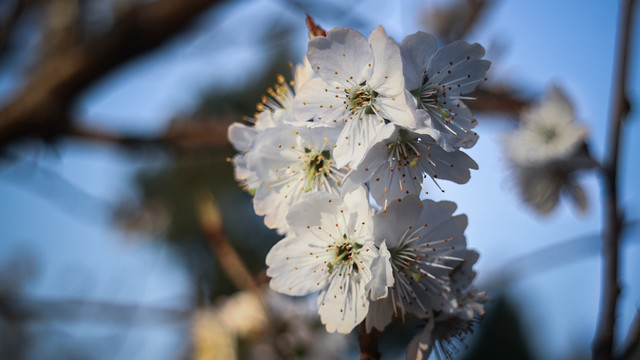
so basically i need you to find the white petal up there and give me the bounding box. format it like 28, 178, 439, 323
365, 296, 395, 333
406, 321, 434, 360
400, 32, 437, 91
366, 241, 394, 300
368, 26, 405, 96
307, 27, 373, 85
266, 235, 331, 296
228, 122, 257, 152
293, 77, 348, 123
333, 114, 385, 168
317, 273, 369, 334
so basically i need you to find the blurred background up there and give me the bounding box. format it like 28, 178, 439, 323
0, 0, 639, 359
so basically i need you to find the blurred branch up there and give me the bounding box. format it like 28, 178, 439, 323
453, 0, 492, 41
1, 295, 190, 324
64, 115, 238, 151
594, 0, 637, 359
195, 191, 260, 294
0, 0, 223, 149
358, 326, 380, 360
0, 0, 29, 58
619, 309, 640, 360
467, 86, 530, 118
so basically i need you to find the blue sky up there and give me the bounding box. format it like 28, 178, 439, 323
1, 0, 639, 359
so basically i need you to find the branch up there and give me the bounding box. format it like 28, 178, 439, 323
195, 191, 260, 295
467, 86, 530, 118
359, 326, 380, 360
1, 295, 190, 323
453, 0, 492, 41
0, 0, 222, 149
593, 0, 637, 359
63, 115, 238, 151
0, 0, 29, 59
619, 309, 640, 360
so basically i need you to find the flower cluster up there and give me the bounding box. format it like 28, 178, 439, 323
229, 24, 489, 359
502, 86, 597, 214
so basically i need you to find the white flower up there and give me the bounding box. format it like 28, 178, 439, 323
401, 32, 490, 151
217, 291, 268, 338
503, 86, 596, 214
365, 196, 471, 332
265, 189, 389, 333
504, 86, 588, 166
228, 109, 288, 191
247, 126, 347, 234
192, 308, 238, 360
406, 314, 479, 360
405, 250, 487, 360
343, 125, 477, 210
510, 157, 595, 214
294, 26, 415, 169
261, 58, 315, 125
228, 60, 314, 191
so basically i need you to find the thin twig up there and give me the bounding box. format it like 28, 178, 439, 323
593, 0, 637, 359
195, 191, 260, 295
358, 326, 380, 360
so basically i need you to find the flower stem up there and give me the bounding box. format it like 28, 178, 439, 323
593, 0, 637, 359
359, 326, 381, 360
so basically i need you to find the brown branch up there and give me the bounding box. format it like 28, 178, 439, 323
195, 191, 260, 294
593, 0, 637, 359
62, 115, 238, 151
0, 0, 222, 149
359, 326, 380, 360
453, 0, 492, 41
0, 0, 29, 58
1, 295, 190, 323
619, 309, 640, 360
467, 86, 530, 118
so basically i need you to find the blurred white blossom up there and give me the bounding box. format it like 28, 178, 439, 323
503, 86, 596, 214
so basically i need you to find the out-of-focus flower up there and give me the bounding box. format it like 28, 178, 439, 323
503, 86, 596, 214
504, 86, 587, 166
191, 308, 237, 360
218, 291, 268, 339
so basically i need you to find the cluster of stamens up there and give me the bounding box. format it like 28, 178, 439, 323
327, 237, 362, 274
303, 149, 332, 192
346, 83, 377, 114
255, 65, 296, 117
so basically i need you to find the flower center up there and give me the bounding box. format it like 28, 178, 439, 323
411, 76, 452, 121
303, 149, 332, 192
389, 246, 423, 282
537, 126, 558, 144
347, 83, 377, 114
327, 237, 363, 274
386, 129, 421, 167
